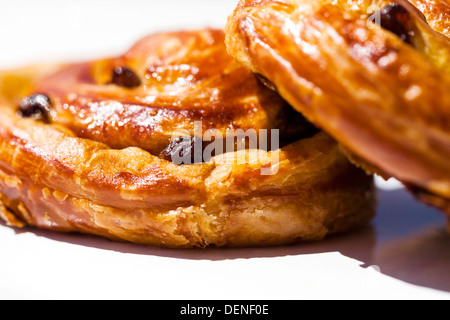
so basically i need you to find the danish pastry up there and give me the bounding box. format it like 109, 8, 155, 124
0, 29, 375, 248
226, 0, 450, 220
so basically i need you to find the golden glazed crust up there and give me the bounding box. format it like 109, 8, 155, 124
408, 0, 450, 37
26, 29, 298, 154
226, 0, 450, 217
0, 29, 375, 248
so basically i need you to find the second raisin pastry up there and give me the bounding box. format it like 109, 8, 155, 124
0, 29, 375, 248
226, 0, 450, 222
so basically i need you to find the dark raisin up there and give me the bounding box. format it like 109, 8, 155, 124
375, 4, 416, 45
160, 136, 204, 165
17, 93, 52, 122
111, 66, 141, 88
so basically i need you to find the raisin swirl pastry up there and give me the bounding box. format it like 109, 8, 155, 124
0, 29, 375, 248
226, 0, 450, 222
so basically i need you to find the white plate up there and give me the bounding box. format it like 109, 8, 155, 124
0, 0, 449, 300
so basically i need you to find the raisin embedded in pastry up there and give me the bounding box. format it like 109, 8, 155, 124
17, 93, 52, 122
226, 0, 450, 223
0, 29, 375, 248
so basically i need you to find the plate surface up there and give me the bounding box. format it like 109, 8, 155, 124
0, 0, 449, 300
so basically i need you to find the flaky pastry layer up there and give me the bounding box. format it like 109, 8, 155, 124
226, 0, 450, 217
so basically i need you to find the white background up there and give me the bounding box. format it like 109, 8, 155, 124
0, 0, 449, 300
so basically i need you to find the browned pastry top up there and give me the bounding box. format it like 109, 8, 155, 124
26, 29, 299, 155
226, 0, 450, 204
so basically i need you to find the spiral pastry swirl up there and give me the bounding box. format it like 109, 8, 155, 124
0, 29, 375, 248
226, 0, 450, 221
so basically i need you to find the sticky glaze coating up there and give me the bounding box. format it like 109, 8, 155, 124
226, 0, 450, 220
28, 29, 306, 156
0, 29, 376, 248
